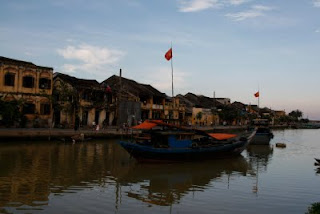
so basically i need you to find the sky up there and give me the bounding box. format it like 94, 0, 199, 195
1, 0, 320, 119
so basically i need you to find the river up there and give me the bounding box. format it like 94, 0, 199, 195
0, 129, 319, 213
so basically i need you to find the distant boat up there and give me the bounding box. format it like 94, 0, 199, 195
297, 123, 320, 129
118, 120, 256, 162
250, 119, 274, 145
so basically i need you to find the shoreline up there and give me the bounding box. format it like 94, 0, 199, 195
0, 125, 288, 141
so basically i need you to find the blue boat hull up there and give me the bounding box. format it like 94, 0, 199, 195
119, 139, 250, 161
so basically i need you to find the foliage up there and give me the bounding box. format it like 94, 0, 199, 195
196, 112, 202, 122
289, 109, 303, 121
306, 202, 320, 214
0, 99, 25, 127
218, 105, 242, 124
300, 118, 310, 123
52, 81, 80, 123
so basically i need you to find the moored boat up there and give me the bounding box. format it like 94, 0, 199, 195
250, 119, 273, 145
118, 120, 256, 162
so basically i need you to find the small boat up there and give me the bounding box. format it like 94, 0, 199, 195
250, 119, 273, 145
297, 123, 320, 129
118, 120, 256, 162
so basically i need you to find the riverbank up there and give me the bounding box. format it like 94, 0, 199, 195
0, 125, 288, 141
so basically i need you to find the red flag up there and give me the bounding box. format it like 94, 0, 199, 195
106, 85, 112, 93
254, 91, 259, 97
165, 48, 172, 61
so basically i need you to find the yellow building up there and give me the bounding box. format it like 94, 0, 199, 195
0, 56, 53, 127
191, 107, 218, 126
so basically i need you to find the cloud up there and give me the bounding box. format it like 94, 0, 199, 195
251, 5, 273, 11
177, 0, 250, 12
313, 0, 320, 7
316, 29, 320, 33
225, 5, 273, 21
178, 0, 221, 12
228, 0, 249, 5
57, 44, 125, 77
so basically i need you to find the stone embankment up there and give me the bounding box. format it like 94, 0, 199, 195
0, 125, 287, 141
0, 127, 131, 141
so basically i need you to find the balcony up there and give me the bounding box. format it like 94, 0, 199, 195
141, 103, 163, 110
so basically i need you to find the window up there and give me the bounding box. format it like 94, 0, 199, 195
23, 76, 34, 88
82, 91, 90, 101
39, 78, 51, 89
4, 72, 15, 86
23, 103, 35, 114
40, 103, 51, 115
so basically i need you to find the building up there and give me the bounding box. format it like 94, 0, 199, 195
53, 73, 112, 128
177, 93, 223, 126
102, 74, 185, 125
0, 56, 53, 127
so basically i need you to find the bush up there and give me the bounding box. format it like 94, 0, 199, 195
306, 202, 320, 214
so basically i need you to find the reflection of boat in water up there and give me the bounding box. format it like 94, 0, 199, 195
117, 156, 250, 206
250, 119, 273, 145
246, 145, 274, 193
246, 144, 273, 169
119, 120, 256, 162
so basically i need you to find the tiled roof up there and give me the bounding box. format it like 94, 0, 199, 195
0, 56, 53, 70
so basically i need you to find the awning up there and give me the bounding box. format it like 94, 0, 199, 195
208, 133, 237, 140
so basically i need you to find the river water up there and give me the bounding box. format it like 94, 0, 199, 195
0, 129, 319, 214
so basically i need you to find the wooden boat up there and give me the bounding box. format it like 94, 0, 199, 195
297, 123, 320, 129
119, 120, 256, 162
250, 119, 273, 145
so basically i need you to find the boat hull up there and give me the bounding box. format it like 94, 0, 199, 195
119, 139, 250, 162
250, 133, 273, 145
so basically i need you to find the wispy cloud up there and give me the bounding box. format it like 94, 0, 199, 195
177, 0, 250, 12
57, 44, 125, 77
178, 0, 221, 12
313, 0, 320, 7
228, 0, 250, 6
316, 29, 320, 33
225, 5, 273, 21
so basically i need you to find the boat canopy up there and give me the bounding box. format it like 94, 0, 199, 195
131, 120, 237, 140
208, 133, 237, 140
131, 120, 164, 130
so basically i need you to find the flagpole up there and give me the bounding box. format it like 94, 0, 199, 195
258, 85, 260, 109
171, 42, 174, 98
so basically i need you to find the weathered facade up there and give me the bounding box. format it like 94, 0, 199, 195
103, 75, 185, 125
0, 56, 53, 127
53, 73, 113, 128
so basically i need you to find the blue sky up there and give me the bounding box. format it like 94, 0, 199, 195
1, 0, 320, 119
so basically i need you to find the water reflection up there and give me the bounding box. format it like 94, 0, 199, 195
246, 145, 274, 172
0, 140, 133, 212
117, 157, 250, 206
0, 140, 254, 212
246, 145, 274, 193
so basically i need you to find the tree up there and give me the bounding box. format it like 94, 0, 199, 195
218, 105, 241, 125
0, 98, 26, 127
196, 111, 202, 124
288, 110, 303, 121
52, 81, 80, 127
